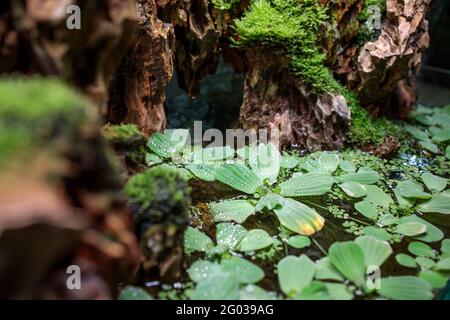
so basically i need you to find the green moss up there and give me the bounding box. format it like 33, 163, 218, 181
234, 0, 398, 145
0, 76, 85, 121
102, 124, 147, 168
234, 0, 341, 93
211, 0, 240, 10
124, 166, 191, 231
357, 0, 386, 45
342, 90, 402, 145
0, 76, 89, 164
360, 0, 386, 22
102, 124, 144, 145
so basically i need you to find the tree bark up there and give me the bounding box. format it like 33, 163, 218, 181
0, 0, 138, 112
239, 49, 351, 151
356, 0, 431, 119
107, 0, 175, 134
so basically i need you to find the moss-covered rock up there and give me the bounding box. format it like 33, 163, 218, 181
125, 165, 191, 234
234, 0, 338, 93
0, 76, 90, 166
101, 124, 147, 173
234, 0, 401, 149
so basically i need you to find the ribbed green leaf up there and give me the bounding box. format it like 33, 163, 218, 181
325, 283, 354, 300
255, 192, 284, 211
202, 146, 234, 161
273, 198, 325, 235
418, 194, 450, 214
329, 242, 366, 287
355, 200, 378, 219
249, 142, 281, 184
238, 229, 274, 252
399, 215, 444, 243
432, 128, 450, 143
395, 222, 427, 236
184, 227, 214, 255
442, 239, 450, 256
419, 141, 439, 153
287, 235, 311, 249
396, 180, 431, 199
405, 125, 429, 141
362, 226, 392, 241
365, 185, 394, 208
191, 268, 240, 300
147, 132, 177, 158
209, 199, 255, 223
415, 257, 435, 269
279, 172, 333, 197
393, 184, 416, 208
419, 271, 447, 289
163, 129, 190, 151
215, 163, 261, 194
435, 257, 450, 270
221, 256, 264, 284
216, 223, 247, 250
408, 242, 435, 258
378, 276, 433, 300
339, 182, 367, 198
315, 257, 345, 282
421, 173, 447, 192
278, 255, 316, 296
188, 260, 222, 283
145, 153, 163, 166
119, 287, 153, 300
339, 160, 356, 173
340, 169, 379, 185
318, 153, 340, 173
395, 254, 418, 268
300, 158, 322, 172
294, 282, 330, 300
280, 153, 299, 169
355, 236, 392, 268
239, 285, 273, 300
186, 163, 219, 181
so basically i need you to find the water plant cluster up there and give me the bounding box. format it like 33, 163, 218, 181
120, 124, 450, 300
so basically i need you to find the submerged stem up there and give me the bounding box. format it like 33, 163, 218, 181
311, 238, 327, 256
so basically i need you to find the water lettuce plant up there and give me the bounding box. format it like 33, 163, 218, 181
405, 105, 450, 157
277, 236, 435, 300
127, 128, 450, 301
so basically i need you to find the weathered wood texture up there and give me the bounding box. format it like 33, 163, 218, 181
0, 0, 138, 111
356, 0, 432, 118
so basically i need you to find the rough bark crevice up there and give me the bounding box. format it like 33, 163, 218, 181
239, 49, 351, 151
356, 0, 431, 118
107, 0, 175, 134
0, 0, 138, 111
